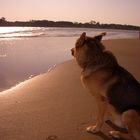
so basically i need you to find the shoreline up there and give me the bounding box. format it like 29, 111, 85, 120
1, 38, 140, 93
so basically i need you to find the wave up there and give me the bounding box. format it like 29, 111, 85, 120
0, 27, 139, 39
0, 27, 45, 38
0, 33, 45, 38
0, 27, 84, 38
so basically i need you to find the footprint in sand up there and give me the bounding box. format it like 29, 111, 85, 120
46, 135, 60, 140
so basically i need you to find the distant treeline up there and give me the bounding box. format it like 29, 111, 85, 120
0, 17, 139, 30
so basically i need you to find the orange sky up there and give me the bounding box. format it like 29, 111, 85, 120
0, 0, 140, 26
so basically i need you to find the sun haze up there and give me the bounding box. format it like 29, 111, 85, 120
0, 0, 140, 26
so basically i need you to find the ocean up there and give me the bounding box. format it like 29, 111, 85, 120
0, 27, 139, 91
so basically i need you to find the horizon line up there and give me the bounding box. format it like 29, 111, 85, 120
1, 17, 139, 27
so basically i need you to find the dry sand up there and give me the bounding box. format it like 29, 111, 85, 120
0, 39, 140, 140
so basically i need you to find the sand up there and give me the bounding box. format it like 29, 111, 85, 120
0, 39, 140, 140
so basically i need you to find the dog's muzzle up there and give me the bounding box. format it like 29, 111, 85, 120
71, 48, 74, 56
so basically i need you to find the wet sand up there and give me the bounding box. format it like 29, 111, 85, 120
0, 39, 140, 140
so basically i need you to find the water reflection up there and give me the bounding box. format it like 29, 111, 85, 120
0, 36, 73, 92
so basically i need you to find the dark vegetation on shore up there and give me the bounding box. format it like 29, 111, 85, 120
0, 17, 139, 30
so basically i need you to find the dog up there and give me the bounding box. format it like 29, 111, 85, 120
71, 32, 140, 140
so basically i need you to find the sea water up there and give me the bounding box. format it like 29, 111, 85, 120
0, 27, 139, 91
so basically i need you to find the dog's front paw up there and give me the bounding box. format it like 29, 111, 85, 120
86, 125, 100, 133
109, 131, 120, 139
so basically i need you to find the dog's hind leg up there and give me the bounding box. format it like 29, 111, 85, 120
87, 96, 107, 133
109, 109, 140, 140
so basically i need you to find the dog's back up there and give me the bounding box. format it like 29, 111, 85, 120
108, 65, 140, 113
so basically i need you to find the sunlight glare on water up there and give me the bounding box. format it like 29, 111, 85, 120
0, 27, 42, 38
0, 27, 25, 34
0, 27, 41, 34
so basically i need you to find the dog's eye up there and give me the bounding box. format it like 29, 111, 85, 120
75, 42, 79, 47
75, 40, 85, 48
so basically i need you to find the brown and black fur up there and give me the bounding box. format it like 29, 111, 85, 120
71, 32, 140, 140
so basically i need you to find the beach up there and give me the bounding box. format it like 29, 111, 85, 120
0, 39, 140, 140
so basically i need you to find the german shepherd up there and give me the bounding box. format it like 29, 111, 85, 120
71, 32, 140, 140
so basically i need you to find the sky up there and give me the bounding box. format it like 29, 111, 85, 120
0, 0, 140, 26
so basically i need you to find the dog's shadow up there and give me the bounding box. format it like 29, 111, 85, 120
88, 131, 111, 140
87, 120, 127, 140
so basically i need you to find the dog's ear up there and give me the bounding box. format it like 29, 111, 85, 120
95, 32, 106, 42
79, 32, 86, 45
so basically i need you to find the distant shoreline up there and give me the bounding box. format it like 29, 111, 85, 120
0, 17, 139, 31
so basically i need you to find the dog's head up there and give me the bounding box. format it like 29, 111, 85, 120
71, 32, 106, 68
